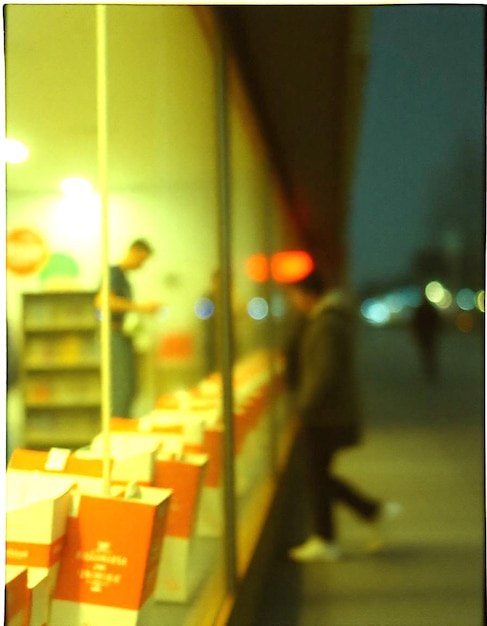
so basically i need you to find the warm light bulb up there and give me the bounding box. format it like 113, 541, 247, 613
4, 138, 29, 163
60, 177, 93, 198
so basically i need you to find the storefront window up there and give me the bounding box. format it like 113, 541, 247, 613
6, 5, 227, 623
227, 67, 276, 575
5, 4, 302, 622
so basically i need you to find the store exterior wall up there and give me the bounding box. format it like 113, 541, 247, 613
5, 5, 301, 624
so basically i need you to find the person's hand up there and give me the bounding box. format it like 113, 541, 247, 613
137, 301, 161, 314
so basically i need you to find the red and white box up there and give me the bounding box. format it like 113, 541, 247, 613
196, 424, 225, 537
152, 452, 207, 602
5, 471, 76, 594
49, 485, 172, 626
5, 566, 29, 626
82, 431, 208, 602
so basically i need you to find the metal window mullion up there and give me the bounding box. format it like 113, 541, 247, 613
216, 28, 237, 596
96, 4, 112, 497
263, 189, 279, 477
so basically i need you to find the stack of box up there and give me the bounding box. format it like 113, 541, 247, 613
7, 450, 173, 623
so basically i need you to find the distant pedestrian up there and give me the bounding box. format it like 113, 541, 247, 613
412, 295, 441, 382
284, 268, 400, 561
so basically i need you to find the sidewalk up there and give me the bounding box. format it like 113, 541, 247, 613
256, 325, 485, 626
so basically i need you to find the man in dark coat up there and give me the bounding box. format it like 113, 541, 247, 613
285, 269, 400, 561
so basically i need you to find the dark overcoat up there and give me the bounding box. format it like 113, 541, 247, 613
294, 290, 362, 450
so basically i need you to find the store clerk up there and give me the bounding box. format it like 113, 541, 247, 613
94, 238, 161, 418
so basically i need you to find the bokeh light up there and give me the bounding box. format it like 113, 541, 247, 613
384, 293, 403, 314
476, 290, 485, 313
360, 299, 391, 325
247, 297, 269, 320
455, 312, 474, 333
244, 254, 269, 282
271, 250, 314, 283
194, 297, 215, 320
436, 290, 452, 309
425, 281, 451, 309
456, 288, 476, 311
425, 281, 444, 304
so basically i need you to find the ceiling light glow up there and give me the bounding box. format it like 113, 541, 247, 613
5, 138, 29, 164
60, 177, 93, 198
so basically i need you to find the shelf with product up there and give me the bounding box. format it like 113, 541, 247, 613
22, 291, 102, 449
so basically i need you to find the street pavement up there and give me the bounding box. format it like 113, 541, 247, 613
255, 324, 485, 626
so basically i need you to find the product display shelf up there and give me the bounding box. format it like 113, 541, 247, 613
22, 291, 101, 449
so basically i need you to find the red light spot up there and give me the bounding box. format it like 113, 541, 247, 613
244, 254, 269, 282
271, 251, 314, 283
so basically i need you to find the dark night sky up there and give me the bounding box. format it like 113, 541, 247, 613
350, 5, 485, 291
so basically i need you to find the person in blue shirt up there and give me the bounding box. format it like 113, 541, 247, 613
95, 239, 160, 417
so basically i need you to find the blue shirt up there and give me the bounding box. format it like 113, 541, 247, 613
109, 265, 132, 325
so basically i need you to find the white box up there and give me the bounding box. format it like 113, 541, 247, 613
6, 471, 76, 593
86, 433, 161, 484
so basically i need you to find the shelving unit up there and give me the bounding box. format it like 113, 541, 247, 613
22, 290, 102, 449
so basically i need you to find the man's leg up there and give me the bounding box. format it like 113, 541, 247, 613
302, 427, 337, 541
110, 331, 136, 417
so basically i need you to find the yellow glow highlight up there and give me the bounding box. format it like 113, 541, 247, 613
425, 281, 444, 304
425, 281, 452, 309
476, 290, 485, 313
4, 138, 29, 163
436, 290, 452, 309
60, 177, 93, 198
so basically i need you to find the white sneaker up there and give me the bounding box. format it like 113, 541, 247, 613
288, 535, 342, 562
367, 501, 403, 553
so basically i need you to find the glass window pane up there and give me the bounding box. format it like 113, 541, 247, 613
228, 68, 277, 574
6, 5, 228, 623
